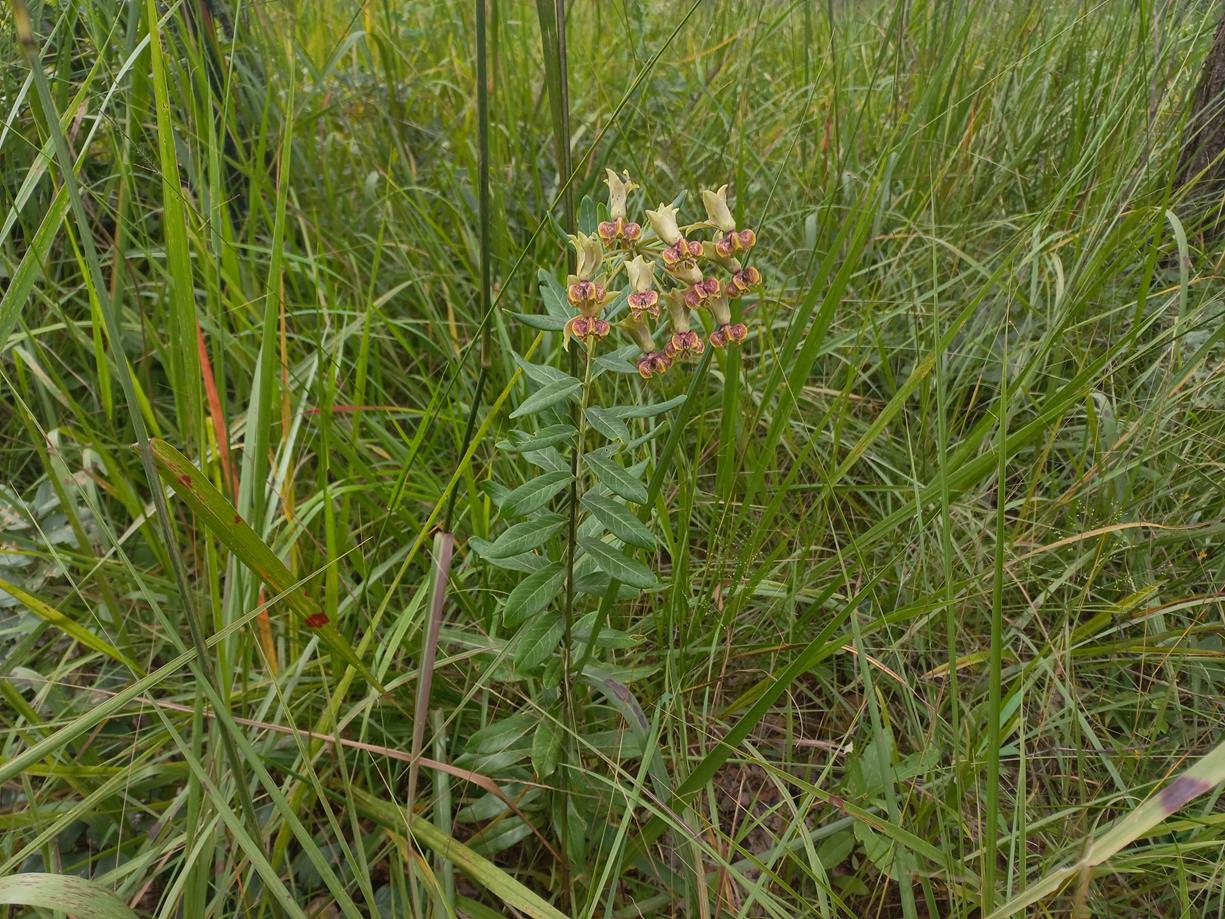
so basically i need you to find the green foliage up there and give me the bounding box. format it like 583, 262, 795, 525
3, 0, 1225, 916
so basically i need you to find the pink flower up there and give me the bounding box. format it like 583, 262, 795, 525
567, 315, 611, 342
636, 350, 673, 378
726, 266, 762, 298
665, 329, 705, 358
628, 289, 660, 320
710, 322, 748, 349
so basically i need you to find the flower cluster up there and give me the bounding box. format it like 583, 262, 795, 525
560, 170, 764, 379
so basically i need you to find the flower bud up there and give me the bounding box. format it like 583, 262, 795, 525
605, 169, 638, 221
701, 184, 736, 233
665, 290, 691, 332
626, 255, 655, 292
624, 315, 656, 352
571, 232, 603, 280
646, 203, 683, 245
709, 293, 732, 326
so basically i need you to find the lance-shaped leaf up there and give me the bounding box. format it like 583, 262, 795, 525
502, 470, 572, 517
148, 439, 385, 693
503, 563, 566, 626
510, 379, 582, 418
513, 611, 565, 673
585, 407, 631, 445
531, 717, 563, 779
581, 493, 656, 549
610, 394, 687, 418
478, 515, 566, 559
499, 423, 577, 454
579, 536, 658, 589
585, 454, 647, 503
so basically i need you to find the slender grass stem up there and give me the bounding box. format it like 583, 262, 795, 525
985, 326, 1009, 911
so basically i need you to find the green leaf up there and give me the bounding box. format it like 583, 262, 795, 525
585, 407, 631, 445
149, 440, 385, 693
610, 394, 687, 418
573, 610, 641, 649
499, 424, 577, 453
585, 454, 647, 503
0, 577, 139, 672
514, 611, 565, 673
537, 270, 572, 320
511, 310, 567, 331
467, 540, 549, 573
502, 470, 572, 517
503, 563, 566, 626
513, 352, 577, 388
480, 515, 565, 559
523, 446, 569, 473
510, 379, 582, 418
593, 345, 641, 376
465, 711, 537, 755
581, 493, 656, 549
579, 537, 657, 589
578, 194, 597, 234
0, 873, 139, 919
531, 718, 563, 779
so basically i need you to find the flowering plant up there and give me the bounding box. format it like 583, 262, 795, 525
561, 170, 762, 376
464, 171, 768, 794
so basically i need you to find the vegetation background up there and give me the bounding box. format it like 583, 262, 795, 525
2, 0, 1225, 916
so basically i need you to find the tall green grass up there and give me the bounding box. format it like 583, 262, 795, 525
2, 0, 1225, 915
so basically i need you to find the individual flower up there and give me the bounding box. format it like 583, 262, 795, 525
625, 256, 660, 320
624, 315, 671, 379
701, 185, 736, 233
706, 293, 748, 349
664, 290, 705, 359
645, 202, 683, 245
703, 184, 758, 258
570, 232, 603, 281
709, 322, 749, 349
599, 217, 642, 246
566, 278, 609, 312
565, 231, 613, 347
714, 227, 758, 258
726, 266, 762, 298
661, 237, 703, 269
598, 170, 642, 247
567, 315, 611, 342
682, 276, 721, 309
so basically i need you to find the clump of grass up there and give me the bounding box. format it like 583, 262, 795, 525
2, 1, 1225, 916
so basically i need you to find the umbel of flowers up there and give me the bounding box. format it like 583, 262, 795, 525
561, 170, 763, 379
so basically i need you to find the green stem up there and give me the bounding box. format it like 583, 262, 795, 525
985, 330, 1009, 911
